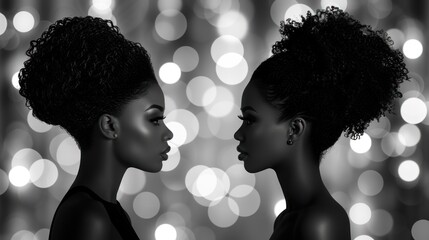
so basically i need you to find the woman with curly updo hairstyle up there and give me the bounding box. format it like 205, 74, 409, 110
19, 16, 173, 240
234, 7, 408, 240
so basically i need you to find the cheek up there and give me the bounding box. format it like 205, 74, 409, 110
118, 121, 157, 159
248, 125, 287, 158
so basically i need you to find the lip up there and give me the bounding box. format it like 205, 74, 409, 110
160, 146, 171, 161
237, 146, 248, 161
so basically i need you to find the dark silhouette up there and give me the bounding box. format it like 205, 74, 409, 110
19, 16, 173, 240
234, 7, 408, 240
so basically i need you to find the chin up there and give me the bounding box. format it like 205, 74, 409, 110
243, 161, 264, 174
135, 161, 163, 173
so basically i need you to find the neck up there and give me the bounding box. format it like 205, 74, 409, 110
71, 146, 127, 203
274, 155, 328, 212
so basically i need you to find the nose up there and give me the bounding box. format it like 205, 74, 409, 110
164, 125, 173, 141
234, 127, 243, 142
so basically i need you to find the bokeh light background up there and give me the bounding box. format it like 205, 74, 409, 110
1, 0, 428, 240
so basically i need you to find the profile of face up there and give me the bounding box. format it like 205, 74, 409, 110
113, 82, 173, 173
234, 80, 292, 173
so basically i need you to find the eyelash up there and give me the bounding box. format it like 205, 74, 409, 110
238, 115, 254, 125
151, 116, 166, 126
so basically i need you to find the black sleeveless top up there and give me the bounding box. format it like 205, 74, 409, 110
49, 186, 140, 240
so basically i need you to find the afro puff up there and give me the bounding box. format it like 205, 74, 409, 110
18, 16, 156, 149
252, 6, 408, 159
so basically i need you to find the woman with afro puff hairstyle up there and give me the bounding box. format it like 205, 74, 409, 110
19, 16, 173, 240
234, 7, 408, 240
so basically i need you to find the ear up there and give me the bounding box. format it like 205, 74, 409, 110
98, 114, 120, 139
287, 117, 307, 144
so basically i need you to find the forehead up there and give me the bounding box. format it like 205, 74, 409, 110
241, 80, 282, 117
122, 83, 165, 112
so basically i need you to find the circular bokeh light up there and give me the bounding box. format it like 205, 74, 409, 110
403, 39, 423, 59
133, 192, 160, 219
349, 202, 372, 225
398, 160, 420, 182
13, 11, 35, 32
155, 10, 187, 41
159, 62, 181, 84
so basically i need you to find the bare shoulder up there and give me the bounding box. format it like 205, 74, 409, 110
50, 192, 121, 240
296, 201, 351, 240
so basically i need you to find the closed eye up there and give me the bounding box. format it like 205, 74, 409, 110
151, 116, 166, 126
238, 115, 254, 125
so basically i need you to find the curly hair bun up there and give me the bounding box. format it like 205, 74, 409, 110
269, 6, 408, 139
18, 16, 155, 148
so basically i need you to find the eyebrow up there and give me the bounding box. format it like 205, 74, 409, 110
145, 104, 164, 112
240, 106, 256, 113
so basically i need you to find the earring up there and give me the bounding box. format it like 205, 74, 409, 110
113, 133, 118, 138
287, 139, 293, 145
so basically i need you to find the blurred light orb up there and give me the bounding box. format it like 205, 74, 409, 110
398, 124, 421, 147
186, 76, 217, 107
204, 86, 234, 117
358, 170, 384, 196
367, 0, 392, 19
198, 168, 230, 201
211, 35, 244, 63
274, 199, 287, 216
166, 109, 199, 145
216, 52, 243, 68
403, 39, 423, 59
155, 224, 177, 240
354, 235, 374, 240
381, 132, 405, 157
158, 0, 182, 11
412, 219, 429, 240
119, 168, 146, 195
92, 0, 113, 11
349, 203, 372, 225
166, 121, 187, 147
229, 184, 254, 199
208, 197, 239, 228
12, 148, 41, 168
398, 160, 420, 182
0, 169, 9, 195
173, 46, 199, 72
285, 4, 314, 22
12, 71, 20, 89
216, 11, 248, 39
56, 137, 80, 175
366, 117, 391, 138
216, 54, 248, 85
229, 186, 260, 217
27, 110, 52, 133
155, 10, 187, 41
29, 159, 58, 188
186, 165, 208, 196
156, 212, 185, 229
35, 228, 49, 240
270, 0, 296, 26
226, 163, 255, 190
159, 62, 181, 84
133, 192, 160, 219
9, 166, 30, 187
13, 11, 35, 32
368, 209, 393, 236
321, 0, 347, 10
0, 12, 7, 36
11, 230, 35, 240
350, 133, 372, 154
401, 97, 427, 124
88, 5, 114, 20
196, 168, 218, 197
161, 146, 180, 172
